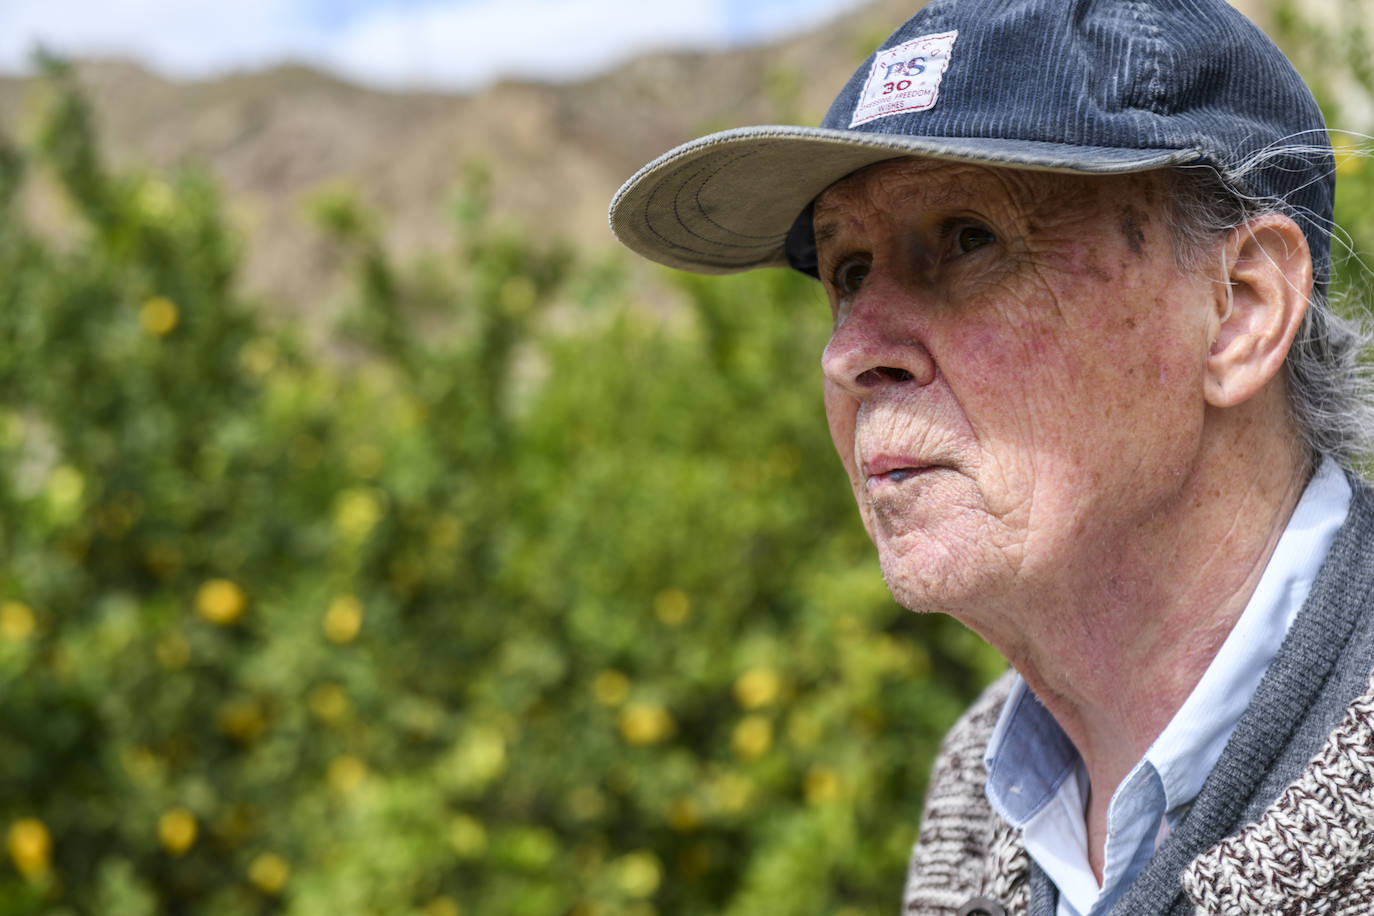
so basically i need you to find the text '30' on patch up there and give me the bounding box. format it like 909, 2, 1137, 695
851, 31, 959, 128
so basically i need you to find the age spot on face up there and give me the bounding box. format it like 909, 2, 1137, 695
1118, 204, 1148, 257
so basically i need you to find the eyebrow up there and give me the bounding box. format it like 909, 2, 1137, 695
812, 222, 840, 250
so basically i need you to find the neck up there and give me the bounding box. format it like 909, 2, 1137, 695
973, 397, 1311, 880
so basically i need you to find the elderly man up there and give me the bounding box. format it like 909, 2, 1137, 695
610, 0, 1374, 914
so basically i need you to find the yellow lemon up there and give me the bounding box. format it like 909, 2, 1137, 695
451, 726, 507, 788
710, 772, 754, 814
158, 808, 198, 856
652, 589, 691, 626
803, 766, 842, 806
45, 465, 84, 516
448, 814, 487, 859
618, 703, 674, 745
196, 579, 246, 626
615, 850, 662, 898
665, 797, 700, 833
322, 595, 363, 644
0, 601, 36, 642
216, 698, 266, 743
7, 818, 51, 878
326, 755, 367, 795
140, 296, 180, 336
591, 669, 630, 707
248, 852, 290, 894
333, 488, 385, 541
731, 715, 773, 759
307, 683, 350, 723
733, 667, 781, 709
1333, 135, 1365, 177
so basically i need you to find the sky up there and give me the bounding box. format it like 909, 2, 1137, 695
0, 0, 868, 91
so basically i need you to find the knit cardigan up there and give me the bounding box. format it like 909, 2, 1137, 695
902, 474, 1374, 916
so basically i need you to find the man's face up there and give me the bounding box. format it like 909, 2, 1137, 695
815, 159, 1219, 628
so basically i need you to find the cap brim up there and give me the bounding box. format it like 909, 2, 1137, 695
609, 125, 1204, 275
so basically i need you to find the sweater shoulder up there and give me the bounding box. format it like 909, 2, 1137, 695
904, 669, 1026, 914
1183, 669, 1374, 915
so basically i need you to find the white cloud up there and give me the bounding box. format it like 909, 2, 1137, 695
0, 0, 867, 90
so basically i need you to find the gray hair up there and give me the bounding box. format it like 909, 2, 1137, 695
1162, 158, 1374, 469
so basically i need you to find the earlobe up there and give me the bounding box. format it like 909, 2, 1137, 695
1203, 214, 1311, 408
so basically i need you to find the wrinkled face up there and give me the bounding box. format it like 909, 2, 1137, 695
815, 159, 1218, 623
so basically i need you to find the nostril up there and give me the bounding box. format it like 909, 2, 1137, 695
856, 366, 915, 387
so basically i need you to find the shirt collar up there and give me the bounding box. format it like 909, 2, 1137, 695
983, 676, 1077, 824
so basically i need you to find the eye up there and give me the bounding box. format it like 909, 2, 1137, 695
954, 223, 995, 254
831, 255, 870, 295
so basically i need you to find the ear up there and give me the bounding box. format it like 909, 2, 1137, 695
1204, 214, 1312, 408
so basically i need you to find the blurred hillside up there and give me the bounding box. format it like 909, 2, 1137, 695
0, 0, 1308, 318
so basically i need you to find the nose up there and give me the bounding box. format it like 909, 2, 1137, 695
821, 287, 937, 398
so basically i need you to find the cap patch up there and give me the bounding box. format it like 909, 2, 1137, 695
850, 30, 958, 128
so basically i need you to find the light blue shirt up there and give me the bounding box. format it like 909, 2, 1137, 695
982, 460, 1352, 916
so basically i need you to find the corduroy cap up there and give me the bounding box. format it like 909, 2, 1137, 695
608, 0, 1334, 283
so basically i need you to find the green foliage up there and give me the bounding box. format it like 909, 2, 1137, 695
3, 17, 1373, 915
1272, 0, 1374, 302
0, 61, 999, 916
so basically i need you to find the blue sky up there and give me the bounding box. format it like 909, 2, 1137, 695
1, 0, 867, 90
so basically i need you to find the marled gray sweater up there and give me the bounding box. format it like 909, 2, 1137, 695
903, 474, 1374, 916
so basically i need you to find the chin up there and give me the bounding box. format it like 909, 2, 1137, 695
878, 544, 988, 618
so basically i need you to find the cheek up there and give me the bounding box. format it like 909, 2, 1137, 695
823, 382, 880, 541
939, 302, 1077, 404
954, 323, 1058, 389
939, 279, 1187, 459
823, 382, 859, 472
968, 250, 1189, 395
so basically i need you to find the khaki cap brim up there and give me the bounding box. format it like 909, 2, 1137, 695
608, 124, 1201, 275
